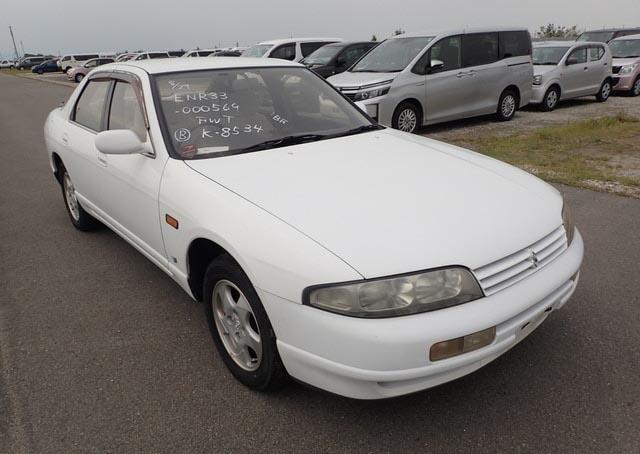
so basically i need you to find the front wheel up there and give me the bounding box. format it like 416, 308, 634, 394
596, 79, 612, 102
496, 90, 518, 121
540, 86, 560, 112
61, 167, 100, 231
203, 254, 288, 391
392, 101, 422, 133
631, 76, 640, 97
37, 69, 44, 75
75, 73, 84, 83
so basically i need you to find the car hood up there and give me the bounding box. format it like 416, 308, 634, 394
533, 65, 558, 76
612, 57, 640, 66
185, 130, 562, 278
328, 71, 396, 89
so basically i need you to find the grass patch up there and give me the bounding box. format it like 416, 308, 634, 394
447, 114, 640, 197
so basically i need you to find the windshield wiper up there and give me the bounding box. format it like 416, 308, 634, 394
241, 134, 327, 152
326, 124, 384, 139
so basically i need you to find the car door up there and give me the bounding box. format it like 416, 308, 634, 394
424, 35, 475, 123
64, 77, 112, 207
562, 47, 591, 97
460, 32, 502, 115
91, 74, 168, 264
587, 45, 609, 92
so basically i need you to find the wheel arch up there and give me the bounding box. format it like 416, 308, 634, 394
51, 152, 64, 185
502, 85, 521, 105
187, 237, 241, 302
396, 98, 424, 117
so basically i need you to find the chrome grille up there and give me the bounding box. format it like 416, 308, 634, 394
473, 226, 568, 296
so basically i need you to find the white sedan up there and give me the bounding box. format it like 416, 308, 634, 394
44, 58, 584, 399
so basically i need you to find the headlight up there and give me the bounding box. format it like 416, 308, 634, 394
562, 198, 575, 246
620, 63, 638, 75
353, 86, 390, 101
304, 267, 484, 318
533, 75, 543, 85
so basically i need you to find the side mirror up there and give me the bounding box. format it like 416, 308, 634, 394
428, 59, 444, 73
95, 129, 146, 155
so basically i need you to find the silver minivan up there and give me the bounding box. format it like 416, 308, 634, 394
531, 41, 613, 111
328, 28, 533, 132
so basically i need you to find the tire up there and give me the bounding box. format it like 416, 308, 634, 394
64, 66, 71, 74
596, 79, 612, 102
496, 89, 518, 121
631, 76, 640, 97
75, 73, 84, 83
203, 254, 288, 391
391, 101, 422, 133
540, 86, 560, 112
60, 166, 100, 231
37, 69, 44, 75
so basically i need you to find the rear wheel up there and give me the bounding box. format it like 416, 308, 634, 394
61, 167, 100, 231
540, 86, 560, 112
203, 254, 288, 391
37, 69, 44, 75
596, 79, 612, 102
392, 101, 422, 133
631, 76, 640, 97
496, 89, 518, 121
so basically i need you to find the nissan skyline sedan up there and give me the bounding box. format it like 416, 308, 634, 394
43, 58, 584, 399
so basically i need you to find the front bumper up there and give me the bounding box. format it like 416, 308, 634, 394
529, 85, 548, 104
260, 229, 584, 400
612, 73, 637, 91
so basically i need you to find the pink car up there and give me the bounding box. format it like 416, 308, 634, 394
610, 34, 640, 96
67, 57, 114, 83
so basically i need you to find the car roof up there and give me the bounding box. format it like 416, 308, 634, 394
612, 33, 640, 40
322, 41, 376, 48
582, 27, 640, 32
256, 37, 343, 45
114, 57, 303, 74
395, 27, 530, 39
534, 40, 597, 47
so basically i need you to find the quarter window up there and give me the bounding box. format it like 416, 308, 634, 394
73, 80, 110, 131
270, 43, 296, 60
462, 33, 499, 67
428, 36, 462, 73
108, 81, 147, 141
499, 31, 532, 58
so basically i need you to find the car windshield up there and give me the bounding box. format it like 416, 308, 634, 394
302, 45, 342, 65
532, 46, 570, 65
241, 45, 272, 58
609, 39, 640, 58
153, 67, 379, 160
577, 31, 615, 42
350, 37, 433, 73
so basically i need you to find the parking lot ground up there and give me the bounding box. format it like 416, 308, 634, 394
1, 73, 640, 453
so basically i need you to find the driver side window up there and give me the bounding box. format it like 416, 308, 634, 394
270, 43, 296, 61
108, 81, 147, 141
428, 36, 462, 73
567, 48, 587, 65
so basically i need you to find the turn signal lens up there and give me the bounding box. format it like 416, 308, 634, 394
429, 326, 496, 362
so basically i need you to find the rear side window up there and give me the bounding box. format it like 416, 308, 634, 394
270, 43, 296, 60
301, 42, 331, 57
589, 46, 605, 61
500, 31, 532, 58
462, 33, 499, 67
108, 81, 147, 141
73, 80, 110, 131
149, 53, 168, 59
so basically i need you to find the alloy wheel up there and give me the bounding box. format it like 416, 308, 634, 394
397, 108, 417, 132
546, 90, 558, 109
502, 95, 516, 118
601, 82, 611, 100
633, 78, 640, 96
212, 280, 262, 372
63, 173, 80, 221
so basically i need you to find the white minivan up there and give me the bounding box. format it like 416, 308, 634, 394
58, 53, 115, 73
241, 38, 343, 62
329, 28, 533, 132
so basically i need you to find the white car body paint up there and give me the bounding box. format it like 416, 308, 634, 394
44, 58, 584, 399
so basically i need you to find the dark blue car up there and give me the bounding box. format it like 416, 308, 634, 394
32, 59, 59, 74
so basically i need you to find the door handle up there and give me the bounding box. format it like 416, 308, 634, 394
456, 72, 466, 78
415, 82, 425, 86
97, 153, 108, 167
61, 134, 69, 145
583, 67, 589, 71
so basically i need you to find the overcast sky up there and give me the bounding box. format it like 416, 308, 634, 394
2, 0, 639, 58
